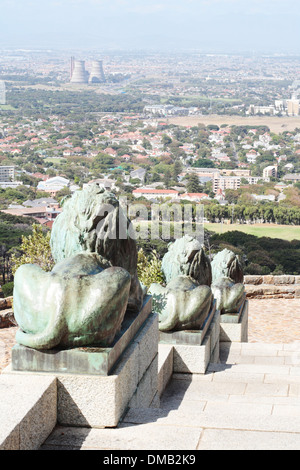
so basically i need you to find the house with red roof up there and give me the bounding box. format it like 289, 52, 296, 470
180, 193, 210, 202
132, 188, 179, 200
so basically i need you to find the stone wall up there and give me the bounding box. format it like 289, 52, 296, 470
0, 297, 15, 328
244, 275, 300, 299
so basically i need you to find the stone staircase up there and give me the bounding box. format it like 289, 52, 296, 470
40, 341, 300, 450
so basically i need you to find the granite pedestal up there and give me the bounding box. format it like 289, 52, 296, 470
158, 301, 220, 374
220, 297, 248, 343
5, 296, 159, 429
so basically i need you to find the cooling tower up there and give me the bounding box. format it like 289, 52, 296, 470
70, 60, 88, 84
0, 81, 6, 105
89, 60, 106, 83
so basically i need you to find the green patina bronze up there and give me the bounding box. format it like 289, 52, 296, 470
13, 185, 145, 351
50, 184, 144, 313
150, 236, 213, 332
161, 235, 212, 286
149, 276, 212, 332
13, 253, 131, 350
211, 248, 245, 314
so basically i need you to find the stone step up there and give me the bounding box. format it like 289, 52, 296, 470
40, 342, 300, 451
0, 374, 57, 450
220, 342, 300, 367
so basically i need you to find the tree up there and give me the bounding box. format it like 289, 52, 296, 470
193, 158, 215, 168
55, 186, 71, 203
186, 173, 203, 193
162, 134, 172, 146
142, 138, 152, 150
11, 224, 54, 275
173, 160, 182, 180
163, 169, 172, 188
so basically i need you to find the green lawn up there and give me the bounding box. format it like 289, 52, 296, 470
0, 105, 16, 110
205, 223, 300, 241
44, 157, 67, 164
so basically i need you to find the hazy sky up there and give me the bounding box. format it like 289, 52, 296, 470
1, 0, 300, 53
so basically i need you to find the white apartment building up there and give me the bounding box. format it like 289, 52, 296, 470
287, 99, 300, 116
246, 150, 259, 164
213, 175, 241, 193
132, 188, 179, 200
263, 165, 278, 179
248, 105, 276, 116
0, 166, 15, 182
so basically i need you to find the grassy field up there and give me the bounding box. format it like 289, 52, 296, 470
0, 105, 16, 110
44, 157, 67, 164
168, 114, 300, 133
205, 223, 300, 241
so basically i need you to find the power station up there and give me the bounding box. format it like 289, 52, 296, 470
70, 60, 88, 84
89, 60, 106, 83
0, 81, 6, 105
70, 58, 105, 84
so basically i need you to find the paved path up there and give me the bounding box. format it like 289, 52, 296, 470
41, 342, 300, 450
0, 326, 17, 373
248, 299, 300, 344
2, 299, 300, 450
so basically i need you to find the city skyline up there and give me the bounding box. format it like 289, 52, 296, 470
0, 0, 300, 54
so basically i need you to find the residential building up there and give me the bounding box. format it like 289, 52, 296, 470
83, 178, 116, 191
179, 168, 220, 181
248, 105, 276, 115
252, 194, 276, 202
180, 193, 210, 202
287, 99, 300, 116
246, 150, 259, 164
0, 166, 15, 182
37, 176, 70, 197
283, 173, 300, 182
213, 175, 241, 193
130, 168, 146, 182
1, 204, 62, 221
263, 165, 278, 179
132, 188, 179, 200
0, 181, 22, 189
244, 177, 263, 185
221, 169, 251, 177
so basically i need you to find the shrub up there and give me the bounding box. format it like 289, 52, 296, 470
2, 281, 14, 297
11, 224, 54, 275
137, 248, 165, 288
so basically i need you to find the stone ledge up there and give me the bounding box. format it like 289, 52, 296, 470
245, 284, 300, 299
0, 297, 13, 310
0, 309, 15, 328
0, 374, 57, 450
244, 275, 300, 286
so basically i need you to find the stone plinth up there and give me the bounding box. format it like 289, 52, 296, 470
11, 295, 152, 376
0, 375, 57, 450
56, 312, 158, 427
220, 299, 248, 343
4, 298, 159, 429
158, 302, 220, 375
